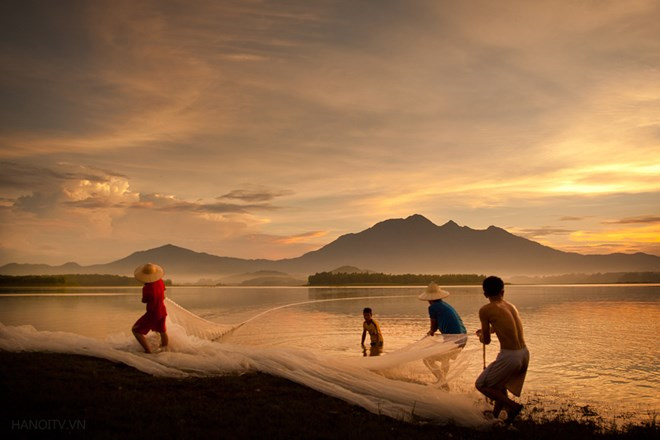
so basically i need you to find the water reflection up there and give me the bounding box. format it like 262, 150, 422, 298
0, 284, 658, 422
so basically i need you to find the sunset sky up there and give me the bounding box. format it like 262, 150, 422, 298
1, 0, 659, 266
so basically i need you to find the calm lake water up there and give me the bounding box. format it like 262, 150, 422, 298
1, 284, 658, 424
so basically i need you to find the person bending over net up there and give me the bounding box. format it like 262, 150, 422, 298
418, 282, 467, 390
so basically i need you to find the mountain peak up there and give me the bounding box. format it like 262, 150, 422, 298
139, 244, 196, 254
370, 214, 439, 232
404, 215, 461, 229
156, 243, 186, 250
486, 225, 508, 233
441, 220, 460, 228
405, 214, 434, 224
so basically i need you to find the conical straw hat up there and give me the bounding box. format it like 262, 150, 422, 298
418, 282, 450, 300
134, 263, 164, 283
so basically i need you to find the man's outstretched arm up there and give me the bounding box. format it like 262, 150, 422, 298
478, 308, 492, 345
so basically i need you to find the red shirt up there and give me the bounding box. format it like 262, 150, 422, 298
142, 279, 167, 319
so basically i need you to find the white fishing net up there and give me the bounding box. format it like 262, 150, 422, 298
0, 298, 492, 427
165, 298, 239, 340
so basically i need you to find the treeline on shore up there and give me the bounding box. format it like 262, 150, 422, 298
510, 271, 660, 284
308, 271, 660, 286
308, 272, 486, 285
0, 274, 173, 287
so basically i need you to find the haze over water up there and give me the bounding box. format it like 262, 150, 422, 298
1, 284, 657, 424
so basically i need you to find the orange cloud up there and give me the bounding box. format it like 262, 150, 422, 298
276, 231, 328, 245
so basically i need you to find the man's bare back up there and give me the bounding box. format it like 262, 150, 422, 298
475, 276, 529, 423
479, 299, 526, 350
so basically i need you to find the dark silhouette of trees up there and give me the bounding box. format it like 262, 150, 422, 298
0, 274, 173, 287
308, 272, 486, 286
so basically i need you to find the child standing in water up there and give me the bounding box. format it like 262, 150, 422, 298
132, 263, 168, 353
361, 307, 384, 356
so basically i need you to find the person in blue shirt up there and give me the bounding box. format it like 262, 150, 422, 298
419, 282, 467, 389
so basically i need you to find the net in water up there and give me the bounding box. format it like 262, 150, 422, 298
153, 299, 489, 425
0, 298, 491, 427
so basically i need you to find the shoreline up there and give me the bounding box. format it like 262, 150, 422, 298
2, 281, 660, 290
1, 352, 656, 439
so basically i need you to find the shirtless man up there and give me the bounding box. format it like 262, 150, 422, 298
476, 276, 529, 423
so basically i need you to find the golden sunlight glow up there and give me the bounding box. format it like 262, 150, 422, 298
569, 162, 660, 177
276, 231, 328, 245
570, 224, 660, 244
550, 182, 626, 194
198, 213, 229, 222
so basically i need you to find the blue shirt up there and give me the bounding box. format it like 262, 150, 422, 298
428, 300, 466, 334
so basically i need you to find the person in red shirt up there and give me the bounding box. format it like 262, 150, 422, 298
132, 263, 168, 353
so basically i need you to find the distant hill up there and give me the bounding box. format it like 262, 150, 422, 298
0, 262, 85, 276
1, 214, 658, 282
0, 244, 279, 282
329, 266, 373, 274
239, 276, 307, 286
220, 270, 305, 286
85, 245, 277, 280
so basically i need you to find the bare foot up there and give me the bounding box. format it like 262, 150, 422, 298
505, 403, 523, 424
493, 401, 504, 419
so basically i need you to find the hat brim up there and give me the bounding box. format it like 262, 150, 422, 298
418, 290, 450, 301
134, 264, 164, 283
